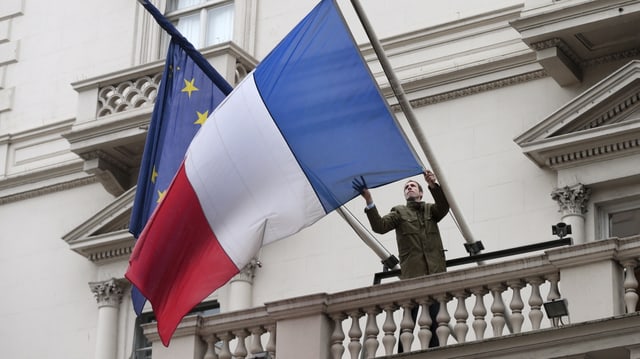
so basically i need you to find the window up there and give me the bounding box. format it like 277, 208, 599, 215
609, 208, 640, 238
166, 0, 234, 48
132, 312, 154, 359
597, 197, 640, 239
131, 301, 220, 358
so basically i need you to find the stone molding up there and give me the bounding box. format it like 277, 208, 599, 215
392, 69, 547, 111
0, 171, 95, 205
515, 60, 640, 170
62, 187, 136, 263
531, 37, 640, 70
546, 136, 640, 168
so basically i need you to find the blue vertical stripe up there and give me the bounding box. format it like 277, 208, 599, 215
254, 0, 421, 212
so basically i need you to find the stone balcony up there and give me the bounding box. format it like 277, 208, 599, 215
143, 235, 640, 359
65, 42, 257, 197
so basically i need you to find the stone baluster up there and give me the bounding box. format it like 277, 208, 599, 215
363, 306, 381, 358
546, 273, 561, 301
452, 290, 469, 343
622, 259, 639, 313
203, 335, 219, 359
546, 273, 561, 326
416, 299, 433, 350
233, 329, 249, 359
217, 332, 234, 359
265, 324, 277, 358
380, 304, 398, 355
347, 310, 364, 359
489, 284, 507, 337
526, 277, 545, 330
470, 286, 488, 340
330, 314, 346, 359
248, 326, 266, 356
398, 301, 416, 352
434, 294, 451, 346
507, 280, 525, 333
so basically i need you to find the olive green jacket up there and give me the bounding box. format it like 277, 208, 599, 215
365, 184, 449, 279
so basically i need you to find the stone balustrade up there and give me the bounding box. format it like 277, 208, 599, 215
144, 235, 640, 359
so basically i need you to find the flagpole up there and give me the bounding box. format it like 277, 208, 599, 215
336, 206, 400, 270
349, 0, 480, 251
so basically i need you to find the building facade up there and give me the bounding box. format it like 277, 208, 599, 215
1, 0, 639, 358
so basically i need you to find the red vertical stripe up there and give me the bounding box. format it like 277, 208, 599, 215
126, 164, 239, 345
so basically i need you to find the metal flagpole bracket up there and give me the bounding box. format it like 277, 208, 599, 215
382, 255, 400, 270
464, 241, 485, 256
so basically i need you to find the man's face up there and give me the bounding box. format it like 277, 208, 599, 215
404, 181, 422, 201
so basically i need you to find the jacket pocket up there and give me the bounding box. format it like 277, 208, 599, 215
398, 217, 420, 235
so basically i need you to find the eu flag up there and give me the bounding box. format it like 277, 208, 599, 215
128, 9, 232, 313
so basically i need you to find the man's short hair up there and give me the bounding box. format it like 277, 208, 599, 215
404, 180, 423, 193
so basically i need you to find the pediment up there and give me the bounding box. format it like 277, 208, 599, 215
62, 186, 135, 262
515, 60, 640, 169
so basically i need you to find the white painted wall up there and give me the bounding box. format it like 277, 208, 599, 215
0, 182, 113, 358
2, 0, 138, 133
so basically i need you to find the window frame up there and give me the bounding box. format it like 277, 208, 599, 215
596, 196, 640, 240
164, 0, 234, 49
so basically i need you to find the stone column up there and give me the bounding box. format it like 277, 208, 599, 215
551, 184, 591, 244
227, 258, 261, 311
89, 278, 128, 359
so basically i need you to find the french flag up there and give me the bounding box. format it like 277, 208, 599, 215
126, 0, 422, 346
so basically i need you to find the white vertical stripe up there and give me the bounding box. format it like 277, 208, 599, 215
184, 73, 326, 268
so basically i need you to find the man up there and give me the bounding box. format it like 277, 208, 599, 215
353, 170, 449, 278
352, 169, 449, 348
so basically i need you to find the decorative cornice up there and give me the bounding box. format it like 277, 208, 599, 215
81, 149, 132, 172
89, 278, 129, 308
530, 37, 582, 66
546, 137, 640, 167
0, 175, 97, 205
529, 38, 640, 70
66, 230, 135, 263
551, 183, 592, 216
583, 48, 640, 68
89, 245, 133, 262
392, 70, 547, 110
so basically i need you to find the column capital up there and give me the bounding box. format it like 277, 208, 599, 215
231, 257, 262, 284
89, 278, 128, 308
551, 183, 591, 216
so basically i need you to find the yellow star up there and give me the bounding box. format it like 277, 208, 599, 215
151, 166, 159, 183
181, 78, 199, 97
156, 189, 167, 203
194, 110, 209, 126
